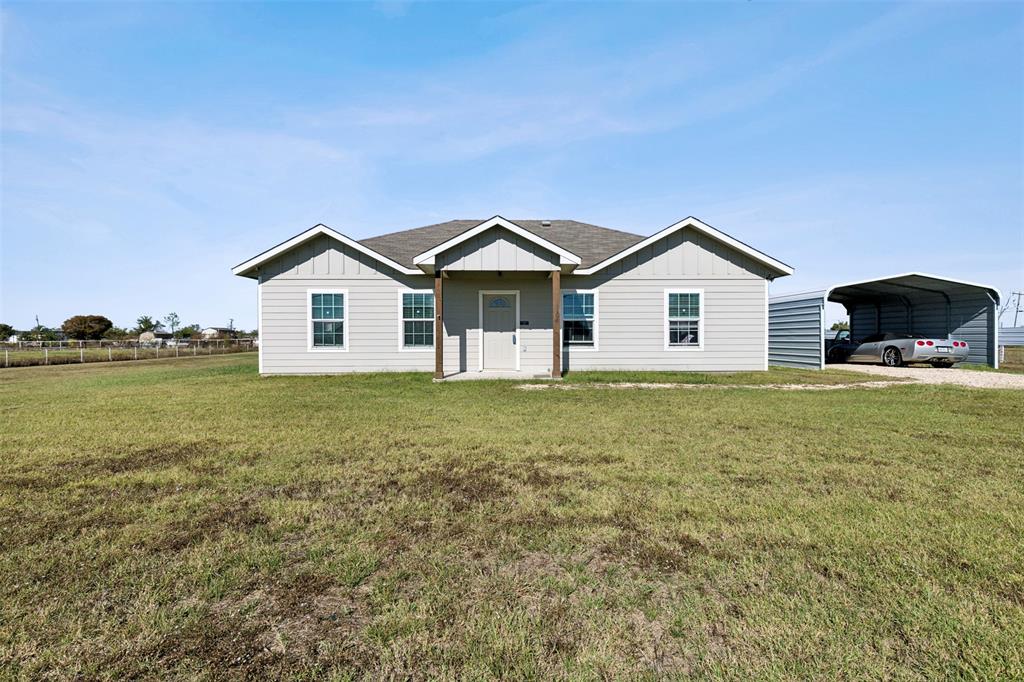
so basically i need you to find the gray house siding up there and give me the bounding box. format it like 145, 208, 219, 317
259, 234, 436, 374
258, 227, 773, 375
564, 228, 770, 372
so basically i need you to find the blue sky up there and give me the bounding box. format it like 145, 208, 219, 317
2, 1, 1022, 330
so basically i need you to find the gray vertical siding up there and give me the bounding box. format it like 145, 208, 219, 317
768, 293, 824, 369
257, 227, 775, 374
437, 227, 559, 272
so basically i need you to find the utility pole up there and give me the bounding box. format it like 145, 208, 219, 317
1014, 292, 1022, 327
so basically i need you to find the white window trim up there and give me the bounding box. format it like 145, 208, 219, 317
478, 290, 521, 371
664, 288, 704, 351
307, 288, 349, 352
397, 288, 435, 352
561, 289, 599, 352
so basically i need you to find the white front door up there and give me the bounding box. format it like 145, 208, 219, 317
482, 293, 517, 370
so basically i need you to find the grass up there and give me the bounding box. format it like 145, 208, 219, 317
2, 354, 1022, 679
961, 346, 1024, 375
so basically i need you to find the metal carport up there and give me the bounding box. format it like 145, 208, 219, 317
769, 273, 1001, 369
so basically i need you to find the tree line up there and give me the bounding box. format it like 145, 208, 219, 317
0, 313, 257, 342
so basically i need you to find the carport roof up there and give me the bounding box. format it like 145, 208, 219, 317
771, 272, 1001, 305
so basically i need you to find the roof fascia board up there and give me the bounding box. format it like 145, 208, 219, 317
232, 224, 421, 277
412, 216, 582, 266
575, 217, 794, 276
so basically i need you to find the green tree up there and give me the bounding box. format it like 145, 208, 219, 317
164, 312, 181, 337
0, 323, 14, 340
62, 315, 114, 340
103, 326, 132, 340
26, 325, 60, 342
830, 321, 850, 331
135, 315, 160, 333
178, 324, 202, 339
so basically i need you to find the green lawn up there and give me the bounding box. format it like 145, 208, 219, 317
2, 355, 1022, 679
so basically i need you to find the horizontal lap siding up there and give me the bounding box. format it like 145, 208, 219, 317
260, 236, 437, 374
565, 228, 772, 371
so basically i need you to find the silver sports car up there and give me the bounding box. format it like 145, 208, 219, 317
827, 332, 969, 367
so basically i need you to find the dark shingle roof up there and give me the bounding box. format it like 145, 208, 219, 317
359, 219, 644, 269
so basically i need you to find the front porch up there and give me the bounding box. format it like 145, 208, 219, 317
430, 270, 564, 379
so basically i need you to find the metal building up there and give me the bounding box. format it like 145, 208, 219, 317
769, 273, 1001, 369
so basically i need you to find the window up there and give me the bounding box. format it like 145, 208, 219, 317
401, 291, 434, 349
665, 290, 702, 349
562, 291, 596, 348
310, 291, 346, 349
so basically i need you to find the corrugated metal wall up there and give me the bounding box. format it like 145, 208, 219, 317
1000, 327, 1024, 346
848, 293, 995, 365
771, 282, 999, 369
768, 293, 824, 368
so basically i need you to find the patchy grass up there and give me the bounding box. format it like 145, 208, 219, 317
562, 366, 889, 385
2, 354, 1022, 679
961, 346, 1024, 374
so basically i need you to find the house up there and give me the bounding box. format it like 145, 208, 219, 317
201, 326, 235, 339
138, 330, 173, 344
232, 216, 793, 377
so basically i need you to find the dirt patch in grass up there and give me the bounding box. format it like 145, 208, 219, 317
412, 463, 510, 511
601, 532, 707, 572
1, 441, 222, 491
409, 460, 580, 512
133, 572, 373, 677
145, 499, 271, 552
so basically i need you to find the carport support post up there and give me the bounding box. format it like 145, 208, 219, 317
551, 269, 561, 378
434, 270, 444, 380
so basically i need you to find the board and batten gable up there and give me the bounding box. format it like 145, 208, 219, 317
565, 227, 772, 372
436, 226, 559, 272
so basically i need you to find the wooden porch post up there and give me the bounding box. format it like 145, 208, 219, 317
551, 269, 561, 378
434, 271, 444, 379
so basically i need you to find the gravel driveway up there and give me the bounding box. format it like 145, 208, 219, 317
834, 365, 1024, 389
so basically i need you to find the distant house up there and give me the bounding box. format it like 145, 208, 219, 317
138, 331, 173, 343
232, 215, 793, 377
201, 327, 235, 339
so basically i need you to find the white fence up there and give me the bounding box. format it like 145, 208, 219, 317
1, 338, 256, 368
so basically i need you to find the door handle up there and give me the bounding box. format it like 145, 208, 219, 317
513, 334, 517, 345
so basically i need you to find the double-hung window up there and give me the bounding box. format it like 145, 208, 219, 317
562, 290, 596, 349
310, 291, 346, 350
665, 290, 702, 349
401, 291, 434, 349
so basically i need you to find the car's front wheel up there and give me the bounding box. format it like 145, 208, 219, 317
882, 347, 903, 367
